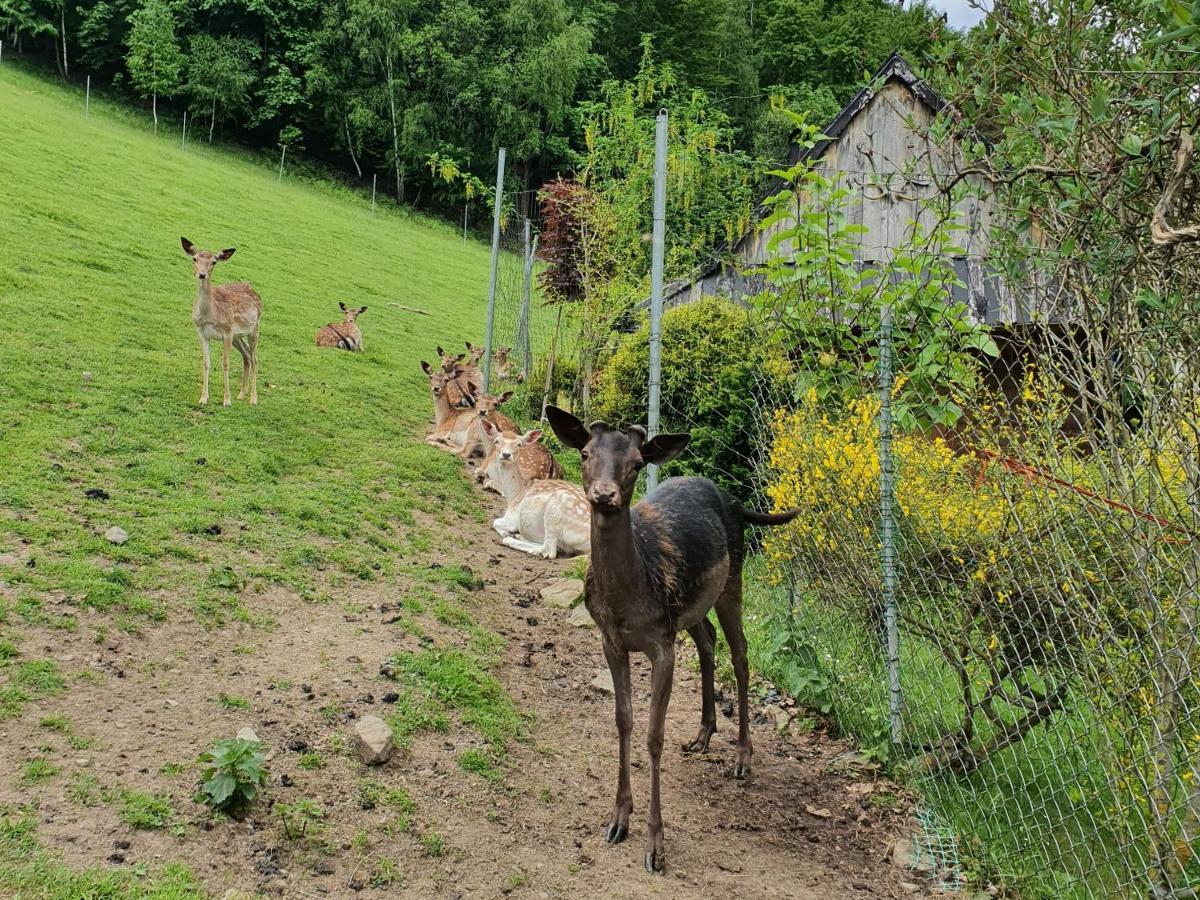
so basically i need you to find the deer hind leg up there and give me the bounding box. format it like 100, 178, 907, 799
683, 617, 718, 753
247, 331, 259, 405
197, 332, 211, 405
233, 337, 251, 400
500, 535, 546, 556
602, 642, 633, 847
644, 640, 676, 873
220, 334, 233, 406
715, 581, 752, 779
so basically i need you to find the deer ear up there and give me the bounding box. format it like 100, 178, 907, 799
465, 341, 474, 351
480, 418, 498, 437
498, 391, 513, 403
452, 365, 465, 376
520, 429, 543, 447
437, 346, 445, 356
421, 360, 433, 375
217, 248, 236, 260
640, 433, 690, 466
454, 353, 466, 363
181, 237, 196, 256
358, 306, 368, 314
339, 302, 347, 311
546, 406, 588, 450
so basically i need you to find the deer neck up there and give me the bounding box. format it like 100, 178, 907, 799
494, 458, 530, 511
432, 391, 454, 426
193, 278, 216, 322
590, 505, 646, 599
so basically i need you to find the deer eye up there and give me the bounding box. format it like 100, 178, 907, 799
580, 450, 589, 461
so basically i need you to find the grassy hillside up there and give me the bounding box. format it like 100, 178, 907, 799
0, 63, 501, 631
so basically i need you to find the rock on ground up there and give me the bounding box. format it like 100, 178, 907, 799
590, 669, 614, 695
236, 727, 260, 744
540, 578, 583, 608
104, 526, 128, 545
353, 715, 394, 765
566, 604, 594, 628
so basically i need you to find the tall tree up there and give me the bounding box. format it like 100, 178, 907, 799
187, 33, 259, 142
125, 0, 183, 133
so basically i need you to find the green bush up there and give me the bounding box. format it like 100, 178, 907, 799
591, 298, 785, 507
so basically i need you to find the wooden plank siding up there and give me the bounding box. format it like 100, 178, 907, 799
654, 54, 1063, 327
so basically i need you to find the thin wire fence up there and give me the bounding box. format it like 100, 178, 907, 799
637, 167, 1200, 898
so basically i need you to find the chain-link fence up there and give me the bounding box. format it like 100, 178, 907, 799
612, 166, 1200, 897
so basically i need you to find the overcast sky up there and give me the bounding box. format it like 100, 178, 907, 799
927, 0, 989, 30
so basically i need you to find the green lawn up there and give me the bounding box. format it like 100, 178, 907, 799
0, 62, 501, 630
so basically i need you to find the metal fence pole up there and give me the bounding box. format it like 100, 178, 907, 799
482, 147, 505, 394
277, 145, 286, 182
181, 110, 187, 149
517, 219, 537, 381
1, 41, 4, 64
371, 174, 377, 213
646, 109, 668, 492
879, 300, 903, 744
85, 76, 90, 117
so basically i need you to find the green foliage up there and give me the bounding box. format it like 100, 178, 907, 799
457, 749, 501, 782
213, 692, 249, 711
275, 798, 324, 843
592, 297, 786, 506
419, 830, 446, 857
754, 117, 993, 430
124, 0, 184, 110
0, 813, 205, 898
119, 790, 174, 830
196, 738, 267, 818
296, 751, 324, 771
21, 756, 60, 784
185, 34, 260, 141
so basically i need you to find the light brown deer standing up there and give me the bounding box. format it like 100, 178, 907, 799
181, 237, 262, 406
316, 303, 367, 350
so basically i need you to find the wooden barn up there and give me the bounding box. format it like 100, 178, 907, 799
655, 52, 1064, 327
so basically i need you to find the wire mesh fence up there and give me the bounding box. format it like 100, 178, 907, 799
628, 170, 1200, 898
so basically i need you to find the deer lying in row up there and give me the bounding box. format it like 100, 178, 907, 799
544, 405, 798, 873
434, 344, 481, 408
482, 420, 588, 558
459, 390, 516, 461
316, 303, 367, 351
182, 237, 262, 406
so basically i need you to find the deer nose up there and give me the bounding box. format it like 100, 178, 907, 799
198, 273, 207, 280
588, 484, 619, 509
500, 451, 513, 460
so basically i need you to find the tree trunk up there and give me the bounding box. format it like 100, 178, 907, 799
344, 115, 362, 178
152, 92, 158, 134
209, 97, 216, 142
60, 4, 68, 79
385, 56, 402, 203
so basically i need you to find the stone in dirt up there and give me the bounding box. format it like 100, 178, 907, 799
590, 669, 614, 695
236, 727, 260, 744
566, 604, 594, 628
104, 526, 129, 545
891, 836, 936, 874
353, 715, 394, 765
804, 803, 832, 819
540, 578, 584, 608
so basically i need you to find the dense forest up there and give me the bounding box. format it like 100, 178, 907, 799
0, 0, 951, 216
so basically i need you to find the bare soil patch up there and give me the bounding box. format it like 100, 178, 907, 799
2, 491, 939, 899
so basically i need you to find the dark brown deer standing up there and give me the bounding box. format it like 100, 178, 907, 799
545, 406, 798, 874
181, 237, 262, 406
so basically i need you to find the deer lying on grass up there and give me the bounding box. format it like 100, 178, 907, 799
545, 405, 798, 873
483, 420, 589, 558
492, 346, 524, 383
181, 237, 262, 406
458, 390, 517, 461
476, 419, 563, 489
421, 360, 476, 426
436, 346, 478, 407
316, 303, 367, 351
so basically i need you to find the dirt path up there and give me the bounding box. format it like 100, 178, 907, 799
1, 489, 935, 899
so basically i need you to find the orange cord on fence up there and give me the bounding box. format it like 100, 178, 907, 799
967, 446, 1196, 542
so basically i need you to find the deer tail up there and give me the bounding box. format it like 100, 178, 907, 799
741, 507, 800, 527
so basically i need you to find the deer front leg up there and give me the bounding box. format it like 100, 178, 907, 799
221, 333, 233, 407
197, 332, 211, 405
644, 640, 675, 873
603, 642, 633, 847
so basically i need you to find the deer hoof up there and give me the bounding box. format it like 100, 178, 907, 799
604, 822, 627, 845
644, 851, 666, 874
732, 761, 751, 779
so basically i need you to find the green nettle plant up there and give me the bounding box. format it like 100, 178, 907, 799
196, 738, 267, 818
753, 116, 997, 431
